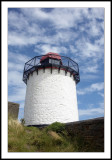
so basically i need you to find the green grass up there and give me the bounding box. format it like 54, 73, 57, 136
8, 117, 78, 152
8, 117, 103, 152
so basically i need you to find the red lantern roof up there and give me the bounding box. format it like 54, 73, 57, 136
40, 52, 61, 62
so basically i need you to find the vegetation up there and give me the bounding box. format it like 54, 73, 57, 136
46, 121, 65, 133
8, 116, 102, 152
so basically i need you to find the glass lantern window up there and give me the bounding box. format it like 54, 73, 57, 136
49, 59, 60, 65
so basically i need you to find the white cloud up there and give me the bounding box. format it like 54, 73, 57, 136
8, 70, 24, 87
98, 92, 104, 97
8, 7, 104, 59
8, 51, 30, 63
51, 8, 104, 30
74, 36, 104, 74
79, 106, 104, 116
8, 10, 45, 35
75, 38, 102, 59
8, 52, 29, 103
34, 44, 68, 55
34, 44, 59, 54
8, 10, 46, 46
8, 52, 30, 87
8, 31, 41, 46
8, 52, 31, 86
90, 82, 104, 91
8, 11, 29, 31
81, 74, 99, 81
49, 8, 80, 29
85, 19, 103, 37
77, 82, 104, 95
79, 101, 104, 117
95, 36, 104, 46
81, 64, 99, 73
69, 45, 78, 53
90, 8, 104, 20
90, 24, 100, 36
86, 42, 100, 52
20, 8, 83, 29
77, 90, 85, 95
20, 8, 49, 21
8, 62, 23, 71
8, 8, 80, 46
8, 87, 26, 102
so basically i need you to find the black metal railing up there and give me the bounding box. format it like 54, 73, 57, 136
23, 55, 80, 84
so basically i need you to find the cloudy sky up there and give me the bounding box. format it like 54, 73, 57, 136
8, 7, 104, 121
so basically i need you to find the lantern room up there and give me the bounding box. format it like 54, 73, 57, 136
40, 52, 62, 65
23, 53, 80, 84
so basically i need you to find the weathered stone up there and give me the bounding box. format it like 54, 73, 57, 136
8, 101, 19, 119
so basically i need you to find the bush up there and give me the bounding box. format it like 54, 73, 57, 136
46, 122, 65, 133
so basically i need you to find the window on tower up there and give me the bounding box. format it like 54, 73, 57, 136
49, 58, 60, 65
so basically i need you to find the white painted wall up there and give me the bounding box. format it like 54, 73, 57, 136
24, 68, 79, 125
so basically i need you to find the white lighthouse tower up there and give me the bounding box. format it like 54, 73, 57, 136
23, 52, 80, 126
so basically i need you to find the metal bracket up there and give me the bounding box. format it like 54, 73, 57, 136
43, 66, 45, 73
36, 69, 38, 75
58, 66, 61, 73
31, 72, 33, 76
51, 64, 52, 74
65, 67, 68, 76
70, 71, 74, 77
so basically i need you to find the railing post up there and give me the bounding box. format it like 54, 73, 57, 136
34, 57, 36, 66
68, 60, 69, 67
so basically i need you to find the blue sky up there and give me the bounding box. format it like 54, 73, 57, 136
8, 7, 104, 121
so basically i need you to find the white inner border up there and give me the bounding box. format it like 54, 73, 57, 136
2, 1, 111, 159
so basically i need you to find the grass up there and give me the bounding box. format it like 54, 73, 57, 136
8, 117, 103, 152
8, 117, 78, 152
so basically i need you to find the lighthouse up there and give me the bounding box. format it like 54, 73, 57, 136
23, 52, 80, 126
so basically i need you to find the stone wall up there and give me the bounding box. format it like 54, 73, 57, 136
8, 102, 19, 119
65, 117, 104, 152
